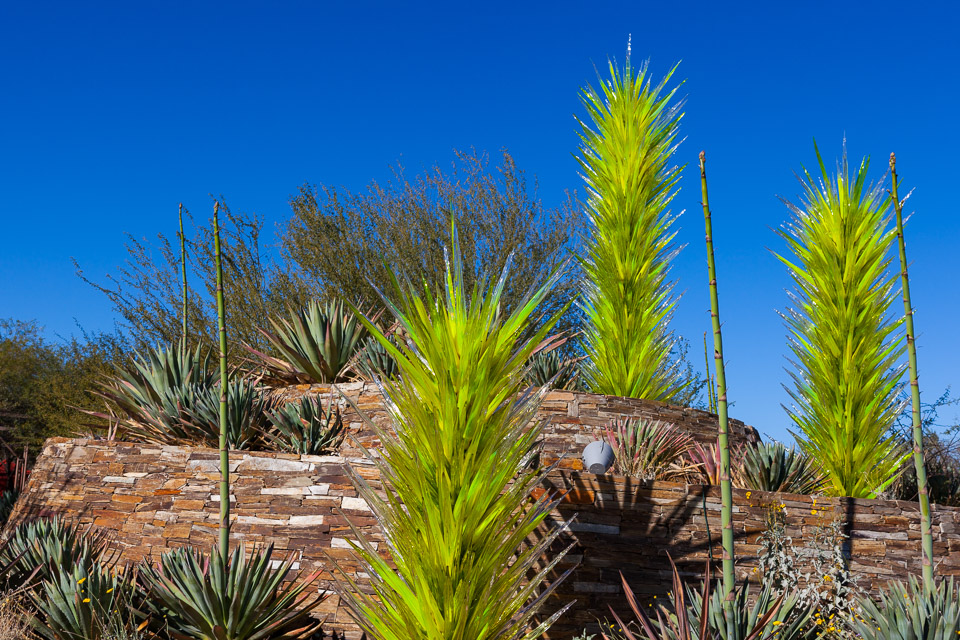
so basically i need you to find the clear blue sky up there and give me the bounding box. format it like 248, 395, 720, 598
1, 1, 957, 442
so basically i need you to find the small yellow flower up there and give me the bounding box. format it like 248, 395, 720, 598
811, 510, 817, 515
823, 575, 832, 582
106, 588, 114, 593
83, 598, 90, 603
773, 621, 782, 626
77, 578, 86, 585
746, 491, 752, 499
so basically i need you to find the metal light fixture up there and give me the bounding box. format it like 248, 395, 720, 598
582, 440, 614, 474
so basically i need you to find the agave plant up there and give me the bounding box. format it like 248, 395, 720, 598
0, 488, 20, 526
776, 146, 908, 498
329, 227, 576, 639
265, 395, 344, 455
576, 52, 688, 402
31, 561, 147, 640
1, 517, 108, 590
139, 544, 323, 640
734, 442, 824, 495
89, 342, 215, 438
248, 299, 372, 384
851, 576, 960, 640
684, 579, 814, 640
526, 349, 581, 391
353, 335, 400, 380
107, 377, 270, 450
688, 439, 722, 485
604, 418, 694, 481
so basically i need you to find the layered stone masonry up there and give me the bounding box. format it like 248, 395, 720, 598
9, 438, 959, 640
273, 383, 760, 465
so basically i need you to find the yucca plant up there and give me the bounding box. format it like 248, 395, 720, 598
139, 544, 323, 640
526, 349, 581, 391
576, 51, 688, 402
776, 146, 908, 498
248, 299, 372, 384
603, 418, 694, 481
265, 394, 344, 455
1, 517, 108, 591
30, 561, 147, 640
330, 227, 576, 640
851, 576, 960, 640
734, 442, 824, 495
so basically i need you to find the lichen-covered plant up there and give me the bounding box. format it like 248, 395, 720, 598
604, 418, 694, 481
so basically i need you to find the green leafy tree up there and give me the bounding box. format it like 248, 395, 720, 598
575, 54, 689, 402
776, 146, 907, 498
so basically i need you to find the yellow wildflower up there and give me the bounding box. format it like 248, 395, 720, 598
773, 621, 782, 626
83, 598, 90, 603
746, 491, 752, 499
77, 578, 86, 585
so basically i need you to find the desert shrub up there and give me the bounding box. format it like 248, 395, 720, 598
851, 576, 960, 640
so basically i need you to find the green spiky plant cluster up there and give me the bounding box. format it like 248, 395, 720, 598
734, 442, 825, 495
266, 394, 344, 455
603, 418, 694, 481
526, 349, 582, 391
851, 577, 960, 640
249, 299, 372, 384
576, 55, 688, 402
776, 147, 907, 498
330, 229, 575, 640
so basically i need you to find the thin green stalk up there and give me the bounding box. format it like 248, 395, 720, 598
700, 152, 735, 623
890, 152, 934, 592
213, 200, 230, 564
704, 331, 717, 413
179, 202, 188, 348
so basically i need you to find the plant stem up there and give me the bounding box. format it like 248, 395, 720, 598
704, 331, 717, 413
700, 151, 736, 619
213, 200, 230, 564
179, 202, 188, 348
890, 152, 935, 592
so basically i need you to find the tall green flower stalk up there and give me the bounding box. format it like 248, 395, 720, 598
704, 332, 718, 413
776, 146, 906, 498
179, 202, 189, 347
699, 151, 735, 630
890, 153, 935, 591
576, 52, 687, 401
331, 229, 575, 640
213, 201, 230, 564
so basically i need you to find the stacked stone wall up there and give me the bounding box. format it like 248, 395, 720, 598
9, 438, 960, 640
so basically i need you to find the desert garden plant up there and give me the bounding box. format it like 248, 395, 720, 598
526, 349, 581, 391
248, 298, 372, 384
850, 576, 960, 640
603, 418, 694, 481
734, 442, 824, 495
265, 394, 344, 455
776, 146, 907, 498
575, 52, 688, 402
139, 544, 323, 640
0, 517, 107, 591
330, 228, 575, 639
30, 560, 147, 640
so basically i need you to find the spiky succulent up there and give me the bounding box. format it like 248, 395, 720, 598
526, 350, 581, 391
139, 544, 324, 640
851, 576, 960, 640
1, 517, 108, 590
30, 560, 147, 640
576, 56, 688, 402
265, 395, 345, 455
604, 418, 694, 481
734, 442, 824, 495
249, 299, 371, 384
354, 335, 400, 380
776, 146, 907, 497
